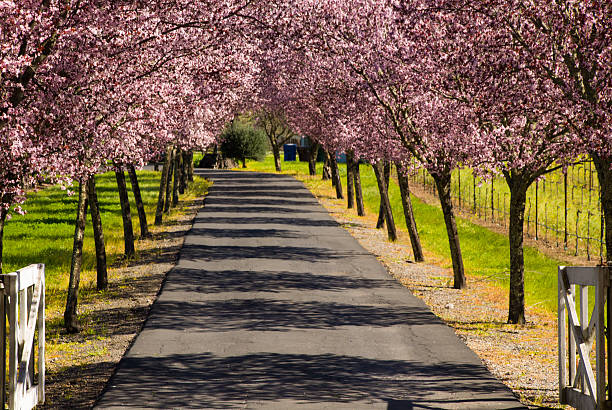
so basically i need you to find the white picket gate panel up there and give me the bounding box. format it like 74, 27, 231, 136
558, 266, 611, 410
0, 264, 45, 410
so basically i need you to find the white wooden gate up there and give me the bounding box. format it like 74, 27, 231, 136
558, 266, 611, 410
0, 264, 45, 410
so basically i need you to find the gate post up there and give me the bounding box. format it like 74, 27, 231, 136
0, 264, 45, 410
558, 265, 611, 409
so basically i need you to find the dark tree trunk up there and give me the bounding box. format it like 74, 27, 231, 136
155, 146, 172, 225
506, 174, 528, 324
174, 149, 183, 200
330, 153, 343, 199
186, 151, 194, 182
346, 150, 355, 209
179, 151, 188, 194
322, 151, 332, 180
395, 163, 424, 262
372, 161, 398, 241
164, 149, 175, 213
128, 165, 151, 239
242, 157, 247, 168
592, 154, 612, 264
115, 167, 135, 258
432, 172, 466, 289
64, 181, 88, 333
353, 159, 365, 216
0, 207, 6, 275
272, 144, 282, 172
377, 162, 390, 229
308, 142, 320, 176
172, 150, 180, 207
87, 176, 107, 290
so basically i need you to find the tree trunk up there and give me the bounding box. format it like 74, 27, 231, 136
87, 176, 107, 291
115, 167, 135, 258
330, 153, 343, 199
186, 151, 194, 182
242, 157, 247, 168
0, 207, 6, 275
396, 163, 424, 262
155, 146, 172, 225
179, 151, 188, 194
592, 154, 612, 264
506, 175, 528, 324
372, 161, 398, 241
433, 172, 466, 289
322, 151, 332, 180
164, 149, 175, 213
346, 150, 355, 209
353, 159, 365, 217
174, 149, 183, 200
308, 142, 320, 176
172, 149, 180, 207
272, 144, 282, 172
128, 165, 151, 239
64, 181, 88, 333
377, 162, 390, 229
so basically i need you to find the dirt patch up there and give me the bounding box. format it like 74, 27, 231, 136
41, 196, 204, 409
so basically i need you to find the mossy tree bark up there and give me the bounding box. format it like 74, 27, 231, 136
64, 180, 88, 333
505, 172, 529, 324
377, 162, 391, 229
164, 148, 175, 213
186, 150, 194, 182
128, 164, 151, 239
115, 166, 135, 258
272, 145, 282, 172
87, 176, 107, 290
172, 149, 181, 207
179, 151, 188, 194
330, 152, 343, 199
346, 150, 355, 209
155, 146, 172, 225
322, 151, 332, 180
353, 159, 365, 217
372, 161, 397, 241
432, 171, 466, 289
308, 142, 320, 176
395, 163, 424, 262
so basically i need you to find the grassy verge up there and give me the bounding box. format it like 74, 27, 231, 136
417, 161, 603, 261
244, 155, 571, 315
3, 170, 210, 320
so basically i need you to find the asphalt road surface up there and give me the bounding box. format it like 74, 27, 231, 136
95, 169, 525, 409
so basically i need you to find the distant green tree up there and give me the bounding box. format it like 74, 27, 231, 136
220, 120, 267, 168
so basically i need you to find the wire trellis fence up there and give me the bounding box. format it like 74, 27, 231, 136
410, 161, 607, 263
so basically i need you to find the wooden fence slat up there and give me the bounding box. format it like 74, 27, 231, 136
563, 289, 597, 399
37, 265, 45, 404
559, 268, 567, 403
558, 266, 612, 409
0, 264, 45, 410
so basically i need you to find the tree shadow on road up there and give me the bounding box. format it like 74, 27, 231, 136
97, 352, 524, 409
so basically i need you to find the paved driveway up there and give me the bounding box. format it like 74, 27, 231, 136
95, 170, 525, 409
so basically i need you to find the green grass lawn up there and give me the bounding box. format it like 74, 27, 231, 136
245, 155, 572, 315
2, 170, 209, 305
416, 161, 605, 261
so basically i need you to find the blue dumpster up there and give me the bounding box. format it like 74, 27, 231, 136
283, 144, 297, 161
